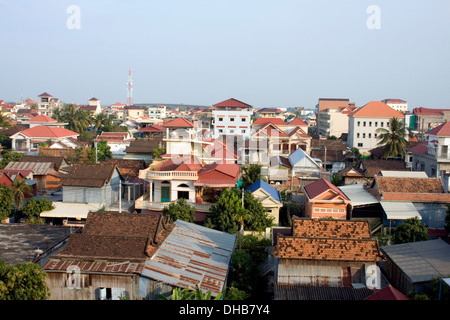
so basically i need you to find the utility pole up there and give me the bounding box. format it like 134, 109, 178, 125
119, 180, 122, 213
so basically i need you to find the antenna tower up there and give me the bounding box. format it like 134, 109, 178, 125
127, 68, 133, 106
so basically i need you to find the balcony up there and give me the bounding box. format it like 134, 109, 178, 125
139, 169, 198, 180
134, 197, 212, 212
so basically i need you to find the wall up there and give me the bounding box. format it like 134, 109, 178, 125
45, 272, 139, 300
276, 259, 370, 287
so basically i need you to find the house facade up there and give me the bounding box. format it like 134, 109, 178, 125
303, 178, 350, 219
347, 101, 405, 156
212, 98, 253, 139
245, 179, 283, 225
273, 218, 384, 288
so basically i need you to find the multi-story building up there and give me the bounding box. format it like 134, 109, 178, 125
347, 101, 405, 156
382, 99, 408, 113
315, 98, 352, 113
316, 106, 356, 138
410, 121, 450, 192
212, 98, 253, 139
412, 107, 450, 137
37, 92, 62, 116
146, 104, 167, 120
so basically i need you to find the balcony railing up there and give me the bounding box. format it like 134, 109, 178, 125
139, 170, 198, 180
134, 197, 212, 212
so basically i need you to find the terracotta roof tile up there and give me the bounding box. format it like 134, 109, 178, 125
364, 285, 409, 300
349, 101, 405, 118
304, 178, 350, 200
164, 117, 194, 128
253, 117, 287, 126
374, 176, 444, 194
426, 121, 450, 136
15, 126, 79, 138
292, 218, 371, 239
212, 98, 252, 108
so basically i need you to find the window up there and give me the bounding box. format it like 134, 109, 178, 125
241, 130, 246, 134
218, 117, 223, 122
368, 133, 371, 138
381, 122, 384, 127
375, 133, 377, 138
218, 129, 223, 133
230, 118, 235, 122
357, 121, 360, 127
387, 122, 390, 127
363, 133, 366, 138
357, 133, 360, 138
230, 130, 234, 134
375, 122, 378, 127
363, 121, 366, 127
369, 122, 372, 127
358, 143, 363, 147
241, 118, 246, 122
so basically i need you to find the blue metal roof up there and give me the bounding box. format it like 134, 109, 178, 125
245, 179, 281, 203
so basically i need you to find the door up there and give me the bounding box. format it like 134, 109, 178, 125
161, 186, 170, 202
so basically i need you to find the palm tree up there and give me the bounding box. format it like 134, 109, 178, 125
0, 110, 12, 129
376, 117, 408, 159
12, 178, 32, 213
241, 164, 265, 188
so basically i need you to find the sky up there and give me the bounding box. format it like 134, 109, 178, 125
1, 0, 449, 110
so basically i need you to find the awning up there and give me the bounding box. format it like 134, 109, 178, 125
338, 184, 379, 207
380, 201, 422, 220
40, 202, 102, 220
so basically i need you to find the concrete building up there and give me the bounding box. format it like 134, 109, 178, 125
382, 99, 408, 113
212, 98, 253, 139
347, 101, 405, 156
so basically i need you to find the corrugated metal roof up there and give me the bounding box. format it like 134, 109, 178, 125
381, 239, 450, 283
245, 179, 281, 202
141, 220, 236, 297
380, 201, 422, 220
380, 171, 428, 178
5, 161, 54, 175
44, 259, 144, 274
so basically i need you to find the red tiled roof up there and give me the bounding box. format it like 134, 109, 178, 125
158, 157, 202, 172
253, 117, 287, 126
303, 178, 349, 200
15, 126, 79, 138
38, 92, 53, 97
288, 126, 310, 138
164, 117, 194, 128
195, 163, 240, 187
413, 107, 450, 116
28, 114, 57, 122
349, 101, 405, 118
292, 218, 371, 239
139, 125, 165, 133
426, 121, 450, 136
364, 285, 409, 300
212, 98, 252, 108
254, 123, 289, 138
288, 118, 308, 126
408, 141, 428, 155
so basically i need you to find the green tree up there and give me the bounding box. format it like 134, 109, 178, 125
238, 189, 274, 232
224, 286, 249, 300
89, 139, 112, 163
0, 110, 12, 129
0, 150, 24, 169
159, 285, 221, 300
22, 198, 54, 220
393, 217, 429, 244
376, 117, 408, 159
205, 188, 246, 234
53, 104, 92, 134
240, 164, 265, 188
162, 198, 195, 223
0, 261, 50, 300
331, 173, 342, 187
0, 185, 14, 221
152, 144, 166, 159
11, 178, 32, 213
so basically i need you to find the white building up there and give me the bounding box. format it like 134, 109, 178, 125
316, 106, 356, 138
347, 101, 405, 156
147, 104, 167, 120
382, 99, 408, 113
212, 98, 253, 139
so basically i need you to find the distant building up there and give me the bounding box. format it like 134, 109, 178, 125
347, 101, 405, 156
382, 99, 408, 113
212, 98, 253, 139
37, 92, 62, 116
316, 98, 352, 113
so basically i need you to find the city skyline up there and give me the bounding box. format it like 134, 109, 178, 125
1, 0, 449, 109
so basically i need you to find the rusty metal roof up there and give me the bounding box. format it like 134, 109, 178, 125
5, 161, 54, 175
43, 259, 144, 274
141, 220, 236, 297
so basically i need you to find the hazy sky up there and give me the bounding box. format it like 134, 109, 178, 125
1, 0, 449, 109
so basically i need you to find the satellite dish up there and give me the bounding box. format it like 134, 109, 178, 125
34, 248, 44, 255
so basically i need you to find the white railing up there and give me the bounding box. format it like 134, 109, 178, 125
134, 198, 212, 212
139, 170, 198, 180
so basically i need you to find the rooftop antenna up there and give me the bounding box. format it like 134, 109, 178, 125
127, 68, 133, 106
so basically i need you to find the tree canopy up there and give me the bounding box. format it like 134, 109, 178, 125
376, 117, 408, 159
0, 261, 50, 300
162, 198, 195, 223
240, 164, 265, 189
0, 185, 14, 221
394, 217, 429, 244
